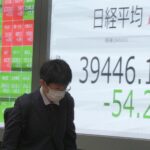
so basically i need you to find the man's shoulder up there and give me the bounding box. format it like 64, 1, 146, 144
64, 92, 75, 106
65, 92, 73, 100
15, 90, 40, 107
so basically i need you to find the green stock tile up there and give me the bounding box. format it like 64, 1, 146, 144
21, 71, 31, 81
25, 0, 35, 4
23, 46, 32, 56
0, 88, 11, 97
12, 47, 23, 69
24, 0, 35, 20
10, 88, 22, 97
0, 72, 11, 83
22, 46, 32, 69
12, 46, 22, 56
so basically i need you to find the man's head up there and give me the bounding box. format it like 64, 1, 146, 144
39, 59, 72, 102
40, 59, 72, 86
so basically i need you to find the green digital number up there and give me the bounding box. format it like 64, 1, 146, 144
143, 90, 150, 119
123, 90, 134, 117
112, 89, 122, 117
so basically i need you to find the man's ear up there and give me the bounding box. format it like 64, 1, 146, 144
39, 79, 45, 86
39, 79, 49, 92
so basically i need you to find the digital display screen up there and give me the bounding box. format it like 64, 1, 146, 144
0, 0, 34, 124
50, 0, 150, 139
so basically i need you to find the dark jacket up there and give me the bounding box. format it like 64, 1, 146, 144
2, 89, 77, 150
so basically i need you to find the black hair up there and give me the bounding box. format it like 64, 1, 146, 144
40, 59, 72, 86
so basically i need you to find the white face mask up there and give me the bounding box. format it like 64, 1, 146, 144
46, 88, 65, 103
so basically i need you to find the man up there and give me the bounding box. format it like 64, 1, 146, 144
2, 59, 77, 150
